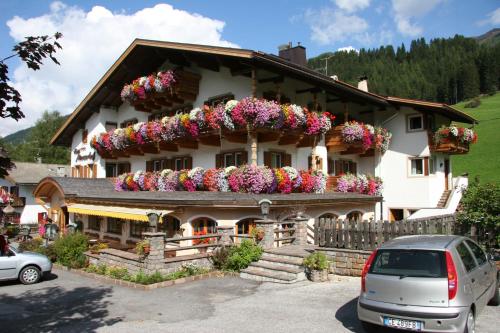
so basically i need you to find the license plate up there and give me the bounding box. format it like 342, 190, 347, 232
383, 316, 422, 331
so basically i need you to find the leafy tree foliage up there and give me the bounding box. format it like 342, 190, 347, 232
5, 111, 70, 164
0, 33, 62, 177
457, 180, 500, 249
308, 35, 500, 104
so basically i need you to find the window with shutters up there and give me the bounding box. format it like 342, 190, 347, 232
153, 156, 191, 171
105, 163, 131, 177
216, 150, 248, 168
410, 158, 424, 176
328, 159, 357, 176
148, 105, 193, 121
264, 151, 291, 168
120, 118, 138, 128
204, 93, 234, 107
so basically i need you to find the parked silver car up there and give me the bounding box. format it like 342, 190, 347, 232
0, 245, 52, 284
358, 235, 499, 333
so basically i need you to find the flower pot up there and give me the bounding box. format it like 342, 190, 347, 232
143, 245, 150, 255
256, 231, 265, 242
308, 269, 328, 282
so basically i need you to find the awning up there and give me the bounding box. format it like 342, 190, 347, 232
67, 204, 173, 222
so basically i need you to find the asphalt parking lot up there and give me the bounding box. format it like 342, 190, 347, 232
0, 269, 498, 333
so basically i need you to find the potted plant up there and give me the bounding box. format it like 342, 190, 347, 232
303, 252, 329, 282
250, 227, 265, 242
135, 240, 150, 257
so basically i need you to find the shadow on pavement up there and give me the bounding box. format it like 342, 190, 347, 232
336, 297, 366, 333
0, 285, 121, 332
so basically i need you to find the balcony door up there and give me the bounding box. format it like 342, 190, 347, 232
444, 159, 450, 191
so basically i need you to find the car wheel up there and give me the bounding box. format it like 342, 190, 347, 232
464, 309, 475, 333
19, 266, 41, 285
360, 321, 379, 332
488, 284, 500, 306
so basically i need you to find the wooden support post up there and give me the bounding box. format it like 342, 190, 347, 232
250, 130, 258, 166
343, 102, 349, 122
310, 136, 318, 171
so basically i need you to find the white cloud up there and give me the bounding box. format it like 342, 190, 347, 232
305, 8, 369, 45
337, 46, 359, 53
391, 0, 445, 36
332, 0, 370, 13
2, 2, 236, 135
478, 7, 500, 26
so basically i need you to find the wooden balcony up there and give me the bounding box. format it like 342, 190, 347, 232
428, 134, 470, 155
132, 70, 201, 112
326, 176, 340, 192
325, 125, 374, 156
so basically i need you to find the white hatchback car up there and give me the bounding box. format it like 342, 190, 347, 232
0, 245, 52, 284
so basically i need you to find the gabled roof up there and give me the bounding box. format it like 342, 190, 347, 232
6, 162, 70, 185
51, 39, 477, 146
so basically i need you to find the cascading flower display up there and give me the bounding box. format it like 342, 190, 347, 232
114, 166, 331, 194
340, 121, 392, 152
91, 98, 337, 156
434, 126, 477, 144
120, 70, 176, 103
336, 173, 383, 196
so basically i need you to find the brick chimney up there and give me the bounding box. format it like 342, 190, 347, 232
357, 75, 368, 92
278, 42, 307, 67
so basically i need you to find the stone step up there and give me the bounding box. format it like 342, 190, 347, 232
259, 254, 304, 268
240, 266, 302, 284
249, 261, 304, 274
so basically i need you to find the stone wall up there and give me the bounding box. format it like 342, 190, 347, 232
317, 248, 371, 277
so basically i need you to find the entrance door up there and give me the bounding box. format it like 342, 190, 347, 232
444, 159, 450, 191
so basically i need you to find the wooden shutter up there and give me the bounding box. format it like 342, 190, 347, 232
123, 162, 131, 173
215, 154, 223, 168
71, 167, 76, 177
283, 153, 292, 167
350, 161, 357, 175
185, 156, 193, 169
78, 165, 83, 178
92, 164, 97, 178
424, 157, 429, 176
308, 155, 312, 170
146, 161, 153, 172
241, 150, 248, 165
334, 160, 342, 176
264, 151, 272, 168
317, 157, 323, 170
82, 129, 88, 144
327, 158, 334, 175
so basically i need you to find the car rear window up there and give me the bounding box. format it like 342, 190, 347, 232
369, 249, 447, 278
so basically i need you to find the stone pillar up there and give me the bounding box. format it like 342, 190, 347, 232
292, 216, 308, 246
255, 219, 275, 249
216, 225, 235, 246
143, 232, 165, 272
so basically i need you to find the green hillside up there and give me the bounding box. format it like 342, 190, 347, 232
452, 93, 500, 184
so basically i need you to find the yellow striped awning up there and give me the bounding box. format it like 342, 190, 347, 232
67, 204, 172, 222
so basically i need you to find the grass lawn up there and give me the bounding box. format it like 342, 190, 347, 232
452, 92, 500, 184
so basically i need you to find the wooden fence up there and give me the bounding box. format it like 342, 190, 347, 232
314, 214, 456, 250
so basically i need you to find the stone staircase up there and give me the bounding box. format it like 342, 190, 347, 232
240, 246, 312, 284
437, 190, 452, 208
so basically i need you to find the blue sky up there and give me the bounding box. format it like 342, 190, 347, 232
0, 0, 499, 134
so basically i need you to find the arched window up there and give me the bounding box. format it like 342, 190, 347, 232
236, 218, 257, 235
191, 217, 217, 234
347, 211, 363, 222
318, 213, 338, 220
158, 215, 182, 238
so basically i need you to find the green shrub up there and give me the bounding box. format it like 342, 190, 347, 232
38, 244, 57, 262
224, 240, 263, 271
106, 266, 130, 280
18, 238, 44, 252
303, 252, 329, 270
210, 246, 232, 269
53, 232, 89, 268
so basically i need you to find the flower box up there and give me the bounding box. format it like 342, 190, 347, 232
431, 126, 476, 155
307, 269, 329, 282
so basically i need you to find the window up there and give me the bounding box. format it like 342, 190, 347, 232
148, 105, 193, 121
236, 218, 257, 235
216, 151, 247, 168
107, 218, 123, 234
120, 118, 138, 128
328, 159, 356, 176
389, 209, 404, 222
204, 93, 234, 107
347, 211, 363, 222
465, 240, 487, 266
191, 218, 217, 234
105, 164, 117, 178
264, 151, 291, 168
82, 129, 88, 144
456, 242, 477, 272
130, 221, 148, 238
88, 216, 102, 231
407, 114, 424, 132
173, 156, 192, 170
157, 216, 181, 238
105, 122, 117, 132
370, 250, 446, 278
9, 186, 19, 197
105, 163, 130, 177
410, 158, 424, 176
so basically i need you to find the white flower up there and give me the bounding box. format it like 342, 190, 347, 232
161, 116, 170, 125
133, 170, 143, 182
282, 166, 298, 180
365, 124, 375, 134
113, 128, 124, 135
133, 122, 145, 131
138, 77, 147, 86
160, 169, 173, 177
225, 100, 239, 112
224, 166, 236, 174
188, 167, 204, 178
449, 126, 458, 137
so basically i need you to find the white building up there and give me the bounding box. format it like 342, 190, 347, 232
1, 162, 70, 224
34, 40, 476, 248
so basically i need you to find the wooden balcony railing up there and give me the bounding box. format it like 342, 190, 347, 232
428, 133, 470, 155
325, 125, 374, 156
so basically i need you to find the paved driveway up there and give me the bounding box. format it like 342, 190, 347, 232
0, 269, 498, 333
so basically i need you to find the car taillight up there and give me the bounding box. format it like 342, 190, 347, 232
361, 249, 378, 293
446, 250, 458, 300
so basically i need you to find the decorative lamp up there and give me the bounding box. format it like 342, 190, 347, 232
258, 199, 272, 220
